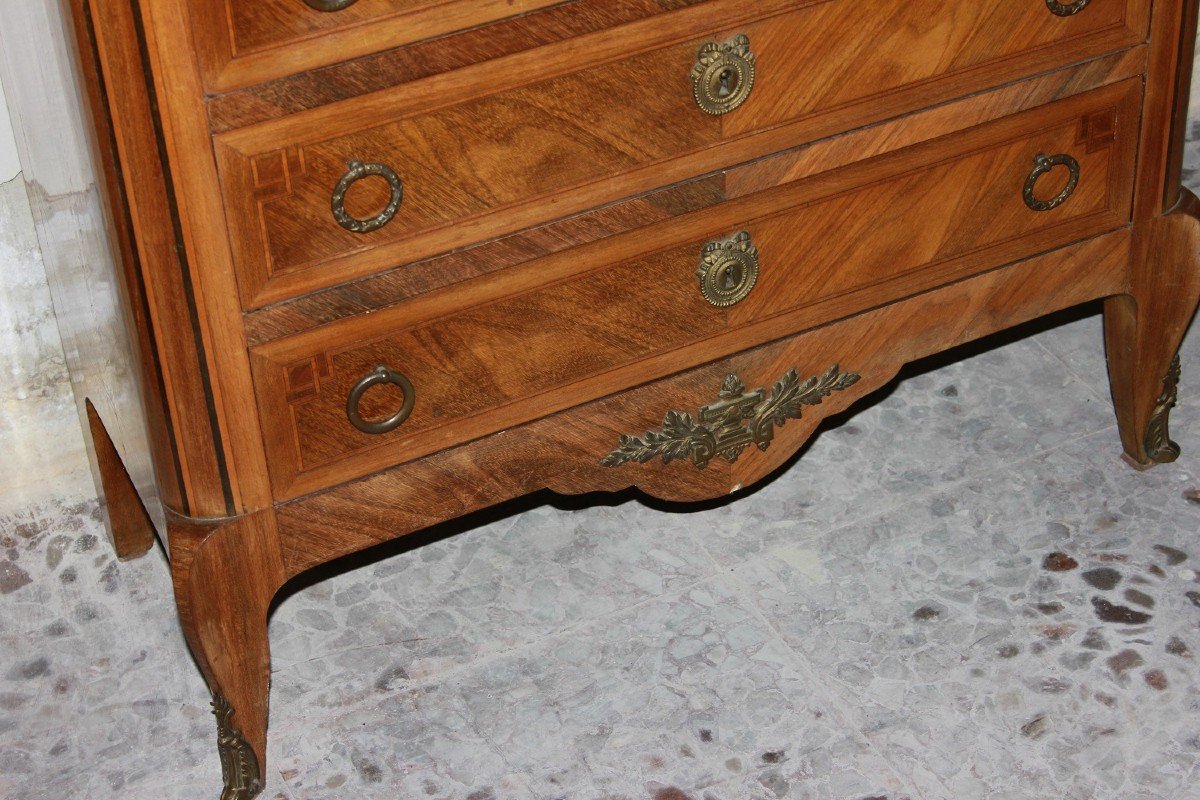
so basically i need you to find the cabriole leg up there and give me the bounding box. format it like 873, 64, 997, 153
1105, 189, 1200, 467
169, 511, 285, 800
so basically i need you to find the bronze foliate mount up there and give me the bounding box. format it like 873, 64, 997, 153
1144, 356, 1182, 463
213, 695, 262, 800
602, 365, 861, 470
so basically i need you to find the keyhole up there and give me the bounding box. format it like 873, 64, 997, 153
722, 263, 740, 289
716, 261, 743, 292
717, 67, 736, 98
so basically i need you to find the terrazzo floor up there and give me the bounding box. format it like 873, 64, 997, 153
3, 117, 1200, 800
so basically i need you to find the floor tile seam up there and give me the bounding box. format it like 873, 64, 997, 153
266, 526, 732, 678
0, 689, 211, 747
709, 460, 1148, 799
714, 561, 933, 800
676, 522, 868, 701
274, 571, 723, 721
728, 423, 1123, 573
841, 412, 1133, 547
676, 520, 921, 782
1028, 332, 1112, 405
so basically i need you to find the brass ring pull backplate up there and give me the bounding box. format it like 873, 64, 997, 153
691, 35, 756, 116
346, 365, 416, 435
332, 160, 404, 234
696, 231, 760, 307
1045, 0, 1091, 16
303, 0, 358, 11
1023, 153, 1080, 212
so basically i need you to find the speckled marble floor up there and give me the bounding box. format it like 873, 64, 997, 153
4, 122, 1200, 800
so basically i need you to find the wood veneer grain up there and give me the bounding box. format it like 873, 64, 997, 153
215, 0, 1150, 307
251, 79, 1142, 500
242, 47, 1147, 345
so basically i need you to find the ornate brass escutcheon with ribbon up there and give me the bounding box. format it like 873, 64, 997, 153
602, 365, 861, 470
1045, 0, 1091, 16
696, 231, 759, 307
302, 0, 358, 10
691, 34, 756, 116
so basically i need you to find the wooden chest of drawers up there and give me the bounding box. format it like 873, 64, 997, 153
65, 1, 1200, 797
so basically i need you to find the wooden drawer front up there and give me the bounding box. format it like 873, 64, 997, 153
191, 0, 567, 91
252, 79, 1140, 500
217, 0, 1149, 309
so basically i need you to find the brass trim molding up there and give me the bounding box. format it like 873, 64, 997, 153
213, 695, 262, 800
602, 365, 860, 469
1145, 356, 1182, 463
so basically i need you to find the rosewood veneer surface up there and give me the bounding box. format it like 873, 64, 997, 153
62, 0, 1200, 797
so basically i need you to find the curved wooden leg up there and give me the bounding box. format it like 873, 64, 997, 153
1105, 189, 1200, 467
85, 399, 156, 560
169, 510, 285, 800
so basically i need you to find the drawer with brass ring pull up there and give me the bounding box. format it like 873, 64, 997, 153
249, 78, 1141, 500
215, 0, 1149, 308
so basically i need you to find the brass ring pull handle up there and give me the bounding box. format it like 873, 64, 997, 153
1023, 153, 1080, 212
1045, 0, 1091, 16
696, 231, 759, 307
331, 160, 404, 234
302, 0, 358, 11
691, 35, 756, 116
346, 365, 416, 435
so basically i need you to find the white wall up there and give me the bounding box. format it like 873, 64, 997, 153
0, 1, 162, 532
0, 78, 20, 181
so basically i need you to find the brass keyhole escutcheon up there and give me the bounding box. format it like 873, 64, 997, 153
691, 35, 756, 116
696, 231, 760, 307
302, 0, 358, 10
1045, 0, 1091, 16
1023, 153, 1081, 212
